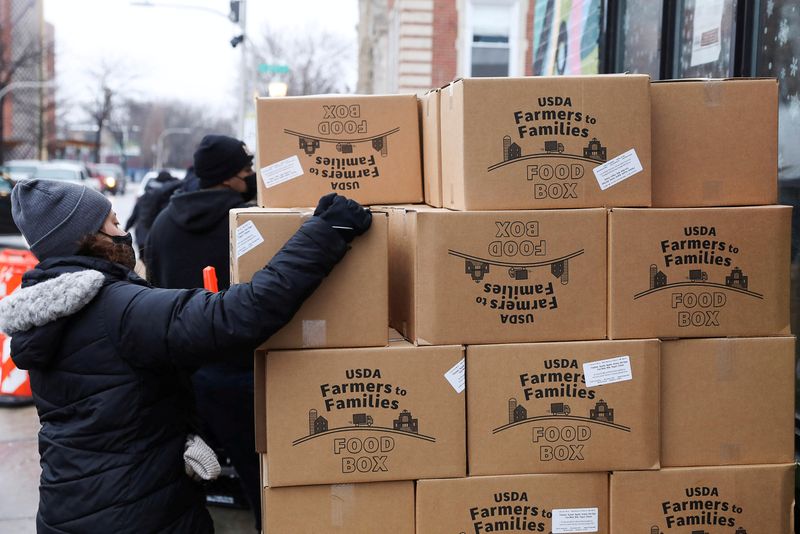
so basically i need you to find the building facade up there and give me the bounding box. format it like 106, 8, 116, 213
0, 0, 54, 162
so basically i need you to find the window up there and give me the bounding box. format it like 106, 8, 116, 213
614, 0, 663, 79
673, 0, 738, 78
466, 0, 520, 77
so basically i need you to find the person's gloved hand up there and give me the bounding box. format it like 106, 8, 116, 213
314, 193, 372, 243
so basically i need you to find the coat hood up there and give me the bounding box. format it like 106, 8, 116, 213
166, 189, 246, 233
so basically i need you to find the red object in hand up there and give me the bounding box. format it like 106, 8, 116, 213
203, 266, 218, 293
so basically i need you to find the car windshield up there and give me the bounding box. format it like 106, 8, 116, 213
7, 165, 37, 174
95, 165, 122, 177
34, 169, 81, 182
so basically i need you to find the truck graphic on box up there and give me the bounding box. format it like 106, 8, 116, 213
350, 413, 374, 427
543, 140, 565, 154
548, 402, 571, 416
688, 269, 708, 282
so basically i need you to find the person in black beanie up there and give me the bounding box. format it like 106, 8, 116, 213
0, 178, 371, 533
144, 134, 263, 529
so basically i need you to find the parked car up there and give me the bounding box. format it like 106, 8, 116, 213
93, 163, 127, 195
49, 160, 104, 191
4, 159, 41, 181
0, 173, 21, 236
33, 162, 102, 191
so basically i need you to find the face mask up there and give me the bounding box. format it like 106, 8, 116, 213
242, 173, 257, 202
101, 231, 133, 248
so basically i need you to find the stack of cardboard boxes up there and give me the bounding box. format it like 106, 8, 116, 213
239, 75, 794, 533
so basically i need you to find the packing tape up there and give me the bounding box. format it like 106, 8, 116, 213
302, 320, 327, 348
715, 338, 736, 382
330, 484, 354, 528
703, 80, 723, 107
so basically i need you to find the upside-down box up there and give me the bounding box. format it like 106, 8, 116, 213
468, 339, 660, 475
255, 94, 422, 207
416, 473, 609, 534
439, 74, 651, 210
661, 336, 795, 467
230, 208, 388, 350
608, 206, 791, 339
263, 340, 466, 487
610, 464, 795, 533
261, 469, 414, 534
651, 78, 778, 207
385, 205, 606, 345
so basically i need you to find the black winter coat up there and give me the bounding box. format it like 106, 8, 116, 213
0, 217, 347, 533
145, 188, 249, 291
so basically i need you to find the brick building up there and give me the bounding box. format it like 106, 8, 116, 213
0, 0, 55, 161
358, 0, 605, 94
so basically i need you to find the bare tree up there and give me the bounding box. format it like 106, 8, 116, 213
124, 99, 235, 170
81, 60, 136, 163
0, 0, 45, 164
253, 25, 355, 96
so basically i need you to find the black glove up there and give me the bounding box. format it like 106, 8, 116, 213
314, 193, 372, 243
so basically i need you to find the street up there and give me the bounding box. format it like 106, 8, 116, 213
0, 184, 253, 534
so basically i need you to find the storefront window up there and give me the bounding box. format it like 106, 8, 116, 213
531, 0, 602, 76
471, 4, 512, 77
615, 0, 662, 79
673, 0, 738, 78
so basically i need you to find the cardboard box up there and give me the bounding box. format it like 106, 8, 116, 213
608, 206, 791, 339
439, 74, 651, 210
230, 208, 388, 350
264, 340, 465, 487
386, 206, 607, 345
468, 339, 660, 475
255, 94, 422, 207
652, 78, 778, 207
263, 479, 415, 534
416, 473, 609, 534
661, 336, 795, 467
420, 89, 443, 207
610, 464, 795, 533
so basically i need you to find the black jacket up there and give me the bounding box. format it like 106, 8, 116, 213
0, 218, 347, 533
145, 188, 247, 290
128, 178, 183, 251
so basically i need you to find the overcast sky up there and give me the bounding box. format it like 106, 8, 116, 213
43, 0, 359, 119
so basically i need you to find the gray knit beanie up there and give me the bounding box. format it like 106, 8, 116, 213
11, 179, 112, 261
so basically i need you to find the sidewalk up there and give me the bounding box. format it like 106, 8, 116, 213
0, 405, 253, 533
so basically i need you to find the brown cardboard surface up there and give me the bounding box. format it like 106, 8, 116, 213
263, 480, 415, 534
254, 352, 267, 453
264, 341, 466, 487
661, 336, 795, 467
610, 464, 795, 533
416, 473, 609, 534
420, 89, 443, 207
255, 94, 422, 207
652, 78, 778, 207
608, 206, 791, 339
468, 340, 660, 475
230, 208, 388, 350
386, 206, 606, 345
439, 74, 651, 210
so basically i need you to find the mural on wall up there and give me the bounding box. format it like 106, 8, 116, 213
532, 0, 602, 76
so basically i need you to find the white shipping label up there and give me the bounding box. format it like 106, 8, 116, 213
260, 155, 304, 188
444, 358, 465, 394
583, 356, 632, 388
235, 220, 264, 258
551, 508, 599, 533
592, 148, 643, 190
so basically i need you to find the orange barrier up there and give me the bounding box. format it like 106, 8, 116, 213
0, 249, 37, 405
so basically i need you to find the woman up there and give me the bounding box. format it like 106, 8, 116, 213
0, 179, 371, 533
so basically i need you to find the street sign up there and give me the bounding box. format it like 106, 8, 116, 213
258, 63, 290, 74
